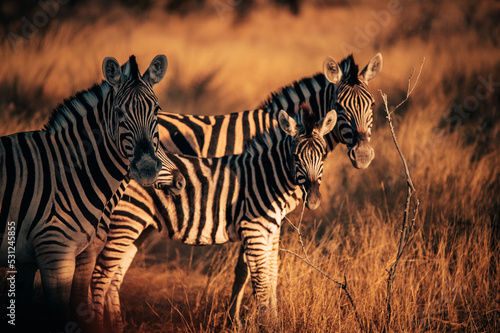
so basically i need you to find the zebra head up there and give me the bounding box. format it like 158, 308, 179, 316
102, 55, 168, 186
323, 53, 383, 169
278, 106, 337, 210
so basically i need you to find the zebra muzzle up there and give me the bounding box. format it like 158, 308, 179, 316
349, 143, 374, 169
130, 151, 162, 186
304, 181, 322, 210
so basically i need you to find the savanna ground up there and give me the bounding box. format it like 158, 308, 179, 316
0, 0, 499, 332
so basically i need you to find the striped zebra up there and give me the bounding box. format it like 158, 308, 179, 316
0, 54, 175, 329
91, 53, 383, 330
160, 53, 382, 169
90, 106, 337, 331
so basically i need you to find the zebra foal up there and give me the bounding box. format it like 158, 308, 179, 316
0, 54, 175, 330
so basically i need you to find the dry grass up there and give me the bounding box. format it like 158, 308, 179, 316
0, 0, 499, 332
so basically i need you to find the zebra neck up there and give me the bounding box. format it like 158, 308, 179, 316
260, 73, 341, 151
45, 82, 130, 197
98, 177, 131, 238
233, 130, 296, 192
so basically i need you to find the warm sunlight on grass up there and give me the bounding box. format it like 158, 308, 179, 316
0, 0, 498, 331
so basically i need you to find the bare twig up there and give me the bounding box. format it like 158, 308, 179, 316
379, 58, 424, 331
281, 190, 364, 331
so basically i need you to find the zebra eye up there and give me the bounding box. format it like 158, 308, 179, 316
116, 109, 126, 120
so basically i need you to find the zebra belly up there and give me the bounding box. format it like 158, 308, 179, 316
168, 224, 233, 245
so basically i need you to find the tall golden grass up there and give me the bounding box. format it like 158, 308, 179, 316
0, 0, 499, 332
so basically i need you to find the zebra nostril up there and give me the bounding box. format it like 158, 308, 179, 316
173, 170, 185, 190
349, 148, 356, 160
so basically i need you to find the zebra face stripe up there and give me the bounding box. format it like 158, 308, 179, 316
323, 53, 382, 169
334, 81, 375, 169
290, 134, 328, 210
103, 55, 167, 185
114, 88, 161, 186
335, 83, 374, 145
293, 138, 326, 186
279, 108, 336, 210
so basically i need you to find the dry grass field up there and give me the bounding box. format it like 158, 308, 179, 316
0, 0, 499, 332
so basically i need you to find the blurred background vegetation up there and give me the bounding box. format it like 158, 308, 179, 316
0, 0, 499, 331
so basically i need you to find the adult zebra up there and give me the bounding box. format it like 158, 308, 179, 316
91, 107, 337, 332
159, 53, 382, 169
0, 54, 177, 330
92, 53, 382, 330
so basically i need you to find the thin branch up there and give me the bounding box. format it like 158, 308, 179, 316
390, 57, 425, 115
379, 58, 424, 331
281, 191, 364, 332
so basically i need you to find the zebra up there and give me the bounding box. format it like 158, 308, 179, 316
160, 53, 382, 169
0, 54, 178, 330
91, 53, 383, 329
90, 106, 337, 332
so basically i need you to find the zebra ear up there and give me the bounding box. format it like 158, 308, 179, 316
278, 110, 298, 137
360, 53, 383, 83
143, 54, 168, 86
318, 110, 337, 136
323, 56, 342, 84
102, 57, 122, 88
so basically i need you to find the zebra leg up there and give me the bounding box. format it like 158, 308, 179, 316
103, 267, 125, 333
92, 261, 117, 332
102, 244, 139, 333
229, 245, 250, 328
100, 226, 155, 333
268, 231, 280, 313
240, 221, 278, 327
71, 236, 106, 331
38, 256, 76, 329
15, 262, 37, 318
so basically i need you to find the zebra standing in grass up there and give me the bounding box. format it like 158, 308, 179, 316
0, 54, 175, 330
90, 106, 337, 332
92, 53, 383, 330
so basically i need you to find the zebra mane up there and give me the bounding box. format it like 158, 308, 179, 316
339, 54, 361, 85
258, 72, 327, 110
127, 55, 140, 82
44, 56, 140, 132
258, 54, 362, 112
44, 83, 109, 131
298, 103, 317, 134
